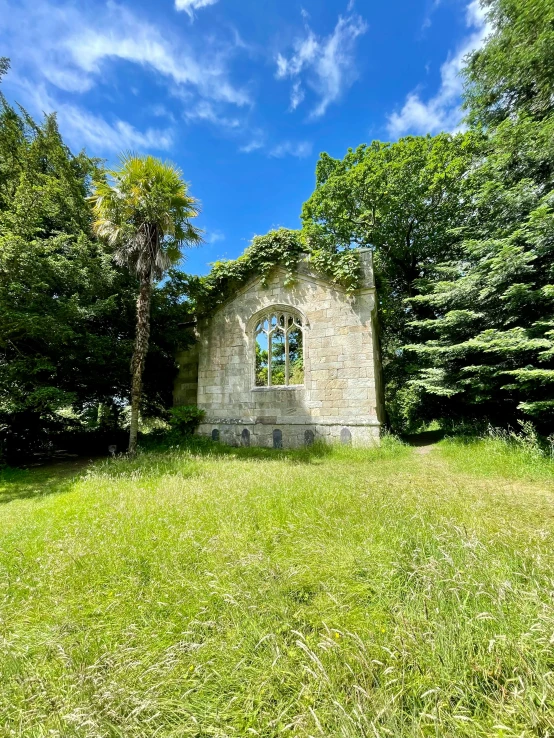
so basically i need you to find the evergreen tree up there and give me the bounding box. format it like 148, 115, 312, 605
90, 154, 202, 455
405, 0, 554, 431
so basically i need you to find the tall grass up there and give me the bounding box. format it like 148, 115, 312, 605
439, 423, 554, 481
0, 436, 553, 737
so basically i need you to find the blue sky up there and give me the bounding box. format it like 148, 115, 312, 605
0, 0, 487, 275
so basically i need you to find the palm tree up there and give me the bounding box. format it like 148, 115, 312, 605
90, 153, 202, 455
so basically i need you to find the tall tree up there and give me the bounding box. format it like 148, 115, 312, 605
0, 100, 135, 458
464, 0, 554, 126
91, 154, 203, 454
301, 133, 477, 427
404, 0, 554, 431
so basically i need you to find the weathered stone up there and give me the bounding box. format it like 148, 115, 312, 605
174, 250, 383, 448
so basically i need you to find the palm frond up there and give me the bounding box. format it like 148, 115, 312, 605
90, 154, 203, 280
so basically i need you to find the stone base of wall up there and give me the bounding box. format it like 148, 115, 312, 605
197, 421, 380, 449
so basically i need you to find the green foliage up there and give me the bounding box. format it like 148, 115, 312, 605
0, 100, 195, 462
464, 0, 554, 126
404, 0, 554, 431
0, 58, 9, 84
91, 153, 203, 455
174, 228, 305, 316
168, 405, 205, 436
301, 133, 478, 428
90, 153, 203, 281
179, 227, 363, 318
309, 245, 361, 291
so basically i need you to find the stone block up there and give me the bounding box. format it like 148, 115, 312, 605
177, 254, 382, 447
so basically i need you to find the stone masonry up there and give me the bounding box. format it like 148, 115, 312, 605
174, 249, 384, 448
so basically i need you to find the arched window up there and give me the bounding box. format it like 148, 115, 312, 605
254, 309, 304, 387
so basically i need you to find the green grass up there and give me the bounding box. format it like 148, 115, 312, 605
1, 437, 554, 737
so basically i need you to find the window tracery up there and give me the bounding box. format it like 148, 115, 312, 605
254, 309, 304, 387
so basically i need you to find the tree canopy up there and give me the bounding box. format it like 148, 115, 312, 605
2, 0, 554, 458
0, 98, 194, 461
300, 0, 554, 432
464, 0, 554, 126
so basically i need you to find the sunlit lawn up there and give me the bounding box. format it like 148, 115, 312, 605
1, 437, 553, 737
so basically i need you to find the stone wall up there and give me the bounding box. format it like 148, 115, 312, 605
174, 250, 384, 448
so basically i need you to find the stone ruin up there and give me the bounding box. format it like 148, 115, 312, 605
174, 249, 384, 448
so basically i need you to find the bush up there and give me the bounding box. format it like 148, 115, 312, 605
168, 406, 205, 437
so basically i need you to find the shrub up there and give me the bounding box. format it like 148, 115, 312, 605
168, 406, 205, 437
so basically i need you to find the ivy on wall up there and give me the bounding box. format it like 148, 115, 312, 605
174, 228, 363, 318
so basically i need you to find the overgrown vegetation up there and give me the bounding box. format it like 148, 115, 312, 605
301, 0, 554, 435
175, 227, 363, 319
0, 96, 195, 463
1, 438, 553, 736
1, 0, 554, 460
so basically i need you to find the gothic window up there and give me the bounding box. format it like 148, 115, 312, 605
254, 309, 304, 387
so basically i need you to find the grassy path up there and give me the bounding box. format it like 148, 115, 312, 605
1, 439, 553, 737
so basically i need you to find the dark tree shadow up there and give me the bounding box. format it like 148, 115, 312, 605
0, 437, 348, 504
0, 457, 96, 505
402, 430, 446, 447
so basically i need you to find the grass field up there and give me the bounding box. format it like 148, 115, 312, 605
1, 436, 554, 737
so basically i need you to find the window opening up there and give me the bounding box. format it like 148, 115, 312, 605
254, 310, 304, 387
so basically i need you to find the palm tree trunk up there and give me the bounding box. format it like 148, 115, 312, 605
128, 276, 152, 455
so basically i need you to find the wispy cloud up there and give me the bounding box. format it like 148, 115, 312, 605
289, 80, 305, 111
275, 9, 367, 118
175, 0, 219, 19
269, 140, 313, 158
239, 134, 311, 158
387, 0, 490, 137
0, 0, 249, 111
25, 83, 173, 153
206, 230, 225, 244
240, 139, 264, 154
184, 101, 240, 128
239, 130, 266, 154
69, 5, 249, 106
422, 0, 443, 31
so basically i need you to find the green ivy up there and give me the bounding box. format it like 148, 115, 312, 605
180, 228, 363, 317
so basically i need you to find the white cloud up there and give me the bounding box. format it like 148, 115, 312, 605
0, 0, 249, 111
386, 0, 490, 137
68, 5, 249, 107
206, 230, 225, 244
175, 0, 219, 18
150, 104, 177, 122
26, 84, 173, 153
184, 101, 240, 128
275, 10, 367, 118
422, 0, 443, 31
290, 80, 305, 111
240, 139, 265, 154
239, 135, 312, 158
269, 140, 313, 158
62, 108, 174, 153
239, 129, 266, 153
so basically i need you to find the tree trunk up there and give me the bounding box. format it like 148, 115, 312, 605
128, 276, 152, 455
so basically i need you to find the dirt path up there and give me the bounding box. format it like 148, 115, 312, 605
404, 430, 445, 456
